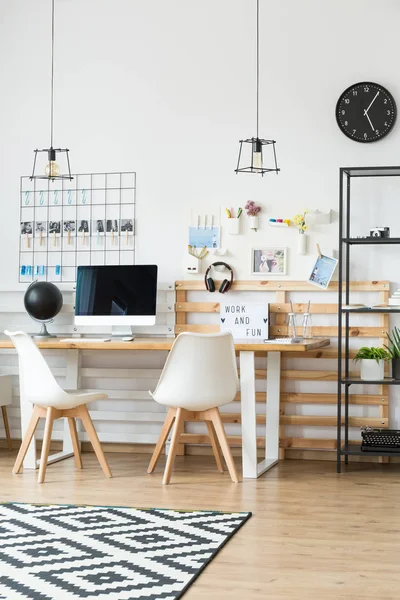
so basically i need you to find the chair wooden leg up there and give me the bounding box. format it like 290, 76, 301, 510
79, 405, 112, 478
38, 407, 56, 484
209, 408, 240, 483
13, 405, 41, 474
1, 405, 12, 451
68, 417, 83, 469
163, 407, 184, 485
148, 407, 176, 474
206, 420, 224, 473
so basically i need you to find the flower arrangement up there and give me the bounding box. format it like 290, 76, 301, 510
293, 210, 308, 234
245, 200, 261, 216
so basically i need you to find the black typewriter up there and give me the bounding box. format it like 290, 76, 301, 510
361, 427, 400, 452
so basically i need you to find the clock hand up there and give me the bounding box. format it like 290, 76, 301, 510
364, 111, 375, 132
364, 91, 380, 115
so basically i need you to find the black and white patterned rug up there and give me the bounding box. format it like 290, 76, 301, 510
0, 503, 251, 600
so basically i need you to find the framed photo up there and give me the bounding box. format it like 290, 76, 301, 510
308, 254, 338, 289
251, 247, 287, 276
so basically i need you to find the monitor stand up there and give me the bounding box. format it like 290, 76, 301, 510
111, 326, 134, 340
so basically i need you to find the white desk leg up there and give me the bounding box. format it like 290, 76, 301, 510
240, 351, 258, 479
34, 349, 79, 469
262, 351, 281, 473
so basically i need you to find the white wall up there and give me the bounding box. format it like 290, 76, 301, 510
1, 0, 400, 286
2, 0, 400, 442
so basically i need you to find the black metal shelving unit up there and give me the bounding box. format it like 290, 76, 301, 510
337, 166, 400, 472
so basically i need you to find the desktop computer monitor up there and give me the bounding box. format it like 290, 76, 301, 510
75, 265, 158, 327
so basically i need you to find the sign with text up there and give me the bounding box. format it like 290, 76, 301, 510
219, 302, 269, 340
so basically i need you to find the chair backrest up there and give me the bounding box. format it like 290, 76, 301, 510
152, 332, 239, 410
5, 330, 67, 404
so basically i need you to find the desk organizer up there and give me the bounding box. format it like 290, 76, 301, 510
19, 171, 136, 283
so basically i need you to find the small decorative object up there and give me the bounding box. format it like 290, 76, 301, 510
384, 327, 400, 380
245, 201, 261, 231
186, 245, 208, 274
287, 311, 297, 339
24, 281, 63, 338
369, 226, 390, 239
63, 220, 76, 245
234, 0, 279, 176
29, 0, 73, 181
293, 210, 308, 255
35, 221, 47, 247
354, 346, 390, 381
269, 218, 290, 227
302, 300, 312, 339
226, 207, 242, 235
335, 82, 397, 143
305, 209, 331, 225
308, 252, 338, 289
251, 247, 287, 275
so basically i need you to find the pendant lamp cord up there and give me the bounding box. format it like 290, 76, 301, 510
50, 0, 55, 148
256, 0, 259, 139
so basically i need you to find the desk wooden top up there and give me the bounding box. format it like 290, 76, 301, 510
0, 337, 330, 352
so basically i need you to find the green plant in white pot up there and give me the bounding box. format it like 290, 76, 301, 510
354, 346, 390, 381
385, 327, 400, 380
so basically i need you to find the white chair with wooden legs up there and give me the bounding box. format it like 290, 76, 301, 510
5, 330, 112, 483
147, 332, 240, 484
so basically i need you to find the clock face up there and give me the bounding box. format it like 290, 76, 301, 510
336, 82, 397, 142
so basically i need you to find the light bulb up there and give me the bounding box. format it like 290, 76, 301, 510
252, 138, 263, 170
45, 161, 60, 177
252, 151, 262, 169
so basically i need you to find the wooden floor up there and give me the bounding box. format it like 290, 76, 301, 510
1, 450, 400, 599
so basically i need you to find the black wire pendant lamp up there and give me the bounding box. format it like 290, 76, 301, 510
235, 0, 280, 176
30, 0, 73, 181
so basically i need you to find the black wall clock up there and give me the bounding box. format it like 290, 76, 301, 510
335, 82, 396, 142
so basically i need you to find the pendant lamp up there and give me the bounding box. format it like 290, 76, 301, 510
235, 0, 280, 176
30, 0, 73, 181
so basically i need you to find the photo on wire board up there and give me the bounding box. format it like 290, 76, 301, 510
48, 220, 61, 234
106, 219, 119, 233
93, 219, 105, 234
308, 254, 338, 289
120, 218, 133, 232
188, 226, 220, 249
63, 220, 76, 233
252, 247, 287, 275
35, 221, 47, 235
77, 220, 90, 233
20, 221, 33, 235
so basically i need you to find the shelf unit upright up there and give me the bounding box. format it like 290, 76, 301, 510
337, 166, 400, 472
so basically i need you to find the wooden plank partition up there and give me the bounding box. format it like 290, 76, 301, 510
174, 279, 391, 459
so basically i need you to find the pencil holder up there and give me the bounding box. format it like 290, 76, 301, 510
186, 254, 201, 274
227, 218, 240, 235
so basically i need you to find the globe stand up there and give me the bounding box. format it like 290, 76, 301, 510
31, 322, 56, 339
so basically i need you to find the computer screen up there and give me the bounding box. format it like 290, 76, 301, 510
75, 265, 158, 326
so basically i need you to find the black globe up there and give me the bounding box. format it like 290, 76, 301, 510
24, 282, 63, 322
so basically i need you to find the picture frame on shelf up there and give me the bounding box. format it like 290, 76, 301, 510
251, 247, 287, 276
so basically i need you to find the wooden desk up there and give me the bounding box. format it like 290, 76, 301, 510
0, 337, 329, 479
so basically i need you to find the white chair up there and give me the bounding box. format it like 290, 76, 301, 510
5, 330, 112, 483
147, 332, 240, 484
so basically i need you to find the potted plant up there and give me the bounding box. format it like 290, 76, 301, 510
245, 201, 261, 231
354, 346, 390, 381
385, 327, 400, 380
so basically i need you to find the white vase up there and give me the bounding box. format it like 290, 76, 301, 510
297, 232, 307, 255
249, 216, 259, 231
360, 359, 385, 381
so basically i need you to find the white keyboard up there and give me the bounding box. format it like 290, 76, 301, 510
60, 338, 111, 343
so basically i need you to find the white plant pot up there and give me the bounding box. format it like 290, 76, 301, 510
297, 233, 307, 255
360, 359, 385, 381
249, 216, 259, 231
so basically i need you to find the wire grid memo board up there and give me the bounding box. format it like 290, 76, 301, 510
19, 172, 136, 283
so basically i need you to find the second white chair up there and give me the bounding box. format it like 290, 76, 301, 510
6, 330, 112, 483
147, 332, 240, 484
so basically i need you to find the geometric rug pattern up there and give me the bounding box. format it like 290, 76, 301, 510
0, 503, 251, 599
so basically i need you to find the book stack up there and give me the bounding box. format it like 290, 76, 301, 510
389, 290, 400, 306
